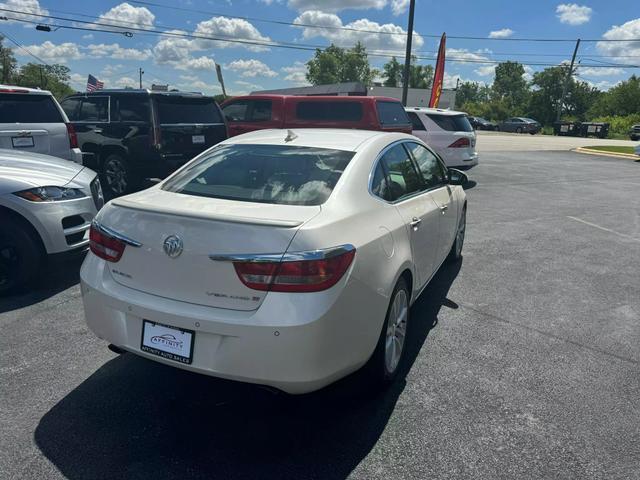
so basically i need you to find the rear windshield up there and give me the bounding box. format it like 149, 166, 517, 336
154, 96, 222, 124
0, 93, 63, 123
162, 144, 354, 206
295, 101, 363, 122
427, 114, 473, 132
377, 101, 410, 126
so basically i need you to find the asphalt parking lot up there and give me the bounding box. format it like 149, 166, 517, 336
2, 147, 639, 479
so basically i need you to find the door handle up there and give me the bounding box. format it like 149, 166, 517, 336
410, 217, 422, 230
439, 204, 448, 214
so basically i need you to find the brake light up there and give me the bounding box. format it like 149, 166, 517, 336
448, 137, 471, 148
89, 224, 126, 262
0, 88, 28, 93
66, 123, 78, 149
232, 248, 355, 292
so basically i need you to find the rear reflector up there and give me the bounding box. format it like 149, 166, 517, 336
448, 137, 471, 148
233, 248, 355, 293
66, 123, 79, 149
89, 224, 126, 262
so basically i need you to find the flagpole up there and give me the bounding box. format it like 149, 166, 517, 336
401, 0, 415, 106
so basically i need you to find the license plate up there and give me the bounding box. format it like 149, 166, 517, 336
140, 320, 195, 364
12, 136, 34, 148
192, 135, 205, 144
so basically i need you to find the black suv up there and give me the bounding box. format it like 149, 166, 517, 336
61, 90, 227, 196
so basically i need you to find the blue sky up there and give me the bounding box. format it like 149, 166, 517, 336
0, 0, 638, 95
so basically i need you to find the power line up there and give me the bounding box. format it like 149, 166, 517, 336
0, 30, 50, 65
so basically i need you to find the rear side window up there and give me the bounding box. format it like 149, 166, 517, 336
406, 143, 447, 189
427, 114, 473, 132
162, 144, 354, 206
117, 96, 150, 122
376, 101, 410, 126
407, 112, 425, 131
378, 144, 422, 201
78, 97, 109, 122
154, 96, 222, 124
223, 101, 249, 121
296, 101, 363, 122
0, 94, 64, 123
61, 97, 81, 121
251, 100, 272, 121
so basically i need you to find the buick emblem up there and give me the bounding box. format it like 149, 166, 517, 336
163, 235, 183, 258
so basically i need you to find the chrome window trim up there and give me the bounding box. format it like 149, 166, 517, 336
209, 244, 355, 263
92, 220, 142, 247
367, 139, 448, 205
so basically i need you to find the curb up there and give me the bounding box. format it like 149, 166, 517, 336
573, 147, 640, 160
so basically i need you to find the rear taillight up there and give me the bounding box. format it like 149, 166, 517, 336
232, 247, 355, 293
448, 137, 471, 148
66, 123, 78, 149
89, 224, 126, 262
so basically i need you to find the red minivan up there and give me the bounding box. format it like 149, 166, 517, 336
220, 95, 412, 136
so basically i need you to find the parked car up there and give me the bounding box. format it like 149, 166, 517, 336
468, 116, 497, 131
0, 149, 103, 293
497, 117, 541, 134
81, 129, 468, 394
0, 85, 82, 163
629, 124, 640, 141
220, 95, 412, 137
61, 90, 227, 197
406, 107, 478, 168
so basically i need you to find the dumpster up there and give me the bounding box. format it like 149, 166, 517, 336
554, 121, 581, 136
580, 122, 609, 139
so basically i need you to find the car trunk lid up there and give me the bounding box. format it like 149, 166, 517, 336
102, 189, 320, 310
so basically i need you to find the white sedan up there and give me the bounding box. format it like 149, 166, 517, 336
81, 129, 467, 394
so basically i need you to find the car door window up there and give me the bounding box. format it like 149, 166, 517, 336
370, 162, 391, 201
379, 144, 422, 201
60, 97, 81, 121
117, 96, 150, 122
407, 112, 425, 131
223, 101, 249, 122
406, 143, 447, 189
250, 100, 272, 121
78, 97, 109, 122
376, 101, 411, 126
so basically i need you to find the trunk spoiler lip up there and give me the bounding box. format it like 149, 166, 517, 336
110, 199, 306, 228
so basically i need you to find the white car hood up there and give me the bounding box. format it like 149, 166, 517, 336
0, 149, 84, 193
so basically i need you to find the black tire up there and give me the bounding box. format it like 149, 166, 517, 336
0, 216, 44, 295
447, 205, 466, 263
102, 154, 137, 198
529, 130, 537, 135
362, 277, 411, 389
516, 127, 523, 134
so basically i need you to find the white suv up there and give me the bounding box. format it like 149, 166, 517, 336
406, 107, 478, 168
0, 85, 82, 163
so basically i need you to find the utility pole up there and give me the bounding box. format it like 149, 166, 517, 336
401, 0, 416, 106
556, 38, 580, 122
139, 67, 144, 89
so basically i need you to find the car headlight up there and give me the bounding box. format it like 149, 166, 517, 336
14, 186, 87, 202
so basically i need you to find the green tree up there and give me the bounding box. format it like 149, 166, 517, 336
456, 81, 491, 107
408, 63, 433, 89
381, 56, 433, 88
306, 42, 375, 86
0, 36, 17, 84
14, 63, 74, 99
382, 56, 402, 87
492, 61, 528, 108
588, 75, 640, 117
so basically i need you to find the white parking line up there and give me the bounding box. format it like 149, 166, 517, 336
567, 216, 640, 243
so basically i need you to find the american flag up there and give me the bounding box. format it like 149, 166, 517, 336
86, 74, 104, 92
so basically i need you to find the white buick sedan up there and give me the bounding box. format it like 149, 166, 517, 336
81, 129, 467, 394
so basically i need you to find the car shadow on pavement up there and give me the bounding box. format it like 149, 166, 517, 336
34, 261, 462, 480
0, 254, 84, 314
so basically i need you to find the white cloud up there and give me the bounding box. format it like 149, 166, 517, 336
180, 56, 216, 70
580, 78, 619, 91
87, 43, 152, 61
152, 31, 214, 70
596, 18, 640, 61
447, 48, 491, 64
578, 66, 625, 76
94, 2, 155, 30
390, 0, 409, 16
0, 0, 48, 24
235, 80, 262, 90
69, 73, 85, 91
288, 0, 386, 12
475, 65, 496, 77
556, 4, 592, 26
489, 28, 514, 39
112, 76, 138, 88
194, 17, 272, 52
176, 76, 221, 94
16, 41, 83, 63
225, 59, 277, 78
293, 10, 423, 53
82, 34, 94, 40
101, 64, 125, 77
282, 61, 309, 84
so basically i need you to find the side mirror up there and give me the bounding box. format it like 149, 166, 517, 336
448, 168, 468, 186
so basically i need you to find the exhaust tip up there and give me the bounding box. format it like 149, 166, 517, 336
108, 344, 127, 355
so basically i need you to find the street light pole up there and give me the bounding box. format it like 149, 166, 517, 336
139, 67, 144, 89
401, 0, 416, 106
556, 38, 581, 122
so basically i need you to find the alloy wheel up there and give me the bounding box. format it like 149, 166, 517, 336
105, 158, 128, 195
384, 288, 408, 375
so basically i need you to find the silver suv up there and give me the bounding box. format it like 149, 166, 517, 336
0, 85, 82, 163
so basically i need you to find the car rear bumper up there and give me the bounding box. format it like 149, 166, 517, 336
80, 254, 381, 394
442, 150, 478, 168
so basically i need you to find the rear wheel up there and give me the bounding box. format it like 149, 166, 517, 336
0, 217, 43, 294
102, 154, 136, 197
447, 206, 466, 263
363, 277, 410, 388
516, 127, 523, 134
